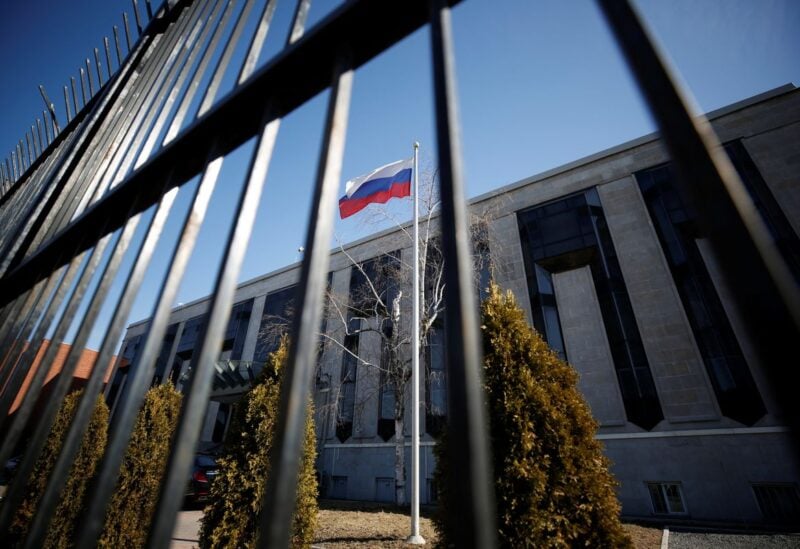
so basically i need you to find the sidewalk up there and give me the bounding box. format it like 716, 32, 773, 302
171, 510, 202, 549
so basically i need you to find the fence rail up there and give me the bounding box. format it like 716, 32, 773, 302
0, 0, 797, 547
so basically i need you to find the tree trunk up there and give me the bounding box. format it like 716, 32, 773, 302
394, 415, 406, 505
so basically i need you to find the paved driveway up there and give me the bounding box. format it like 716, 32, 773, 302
171, 510, 202, 548
668, 530, 800, 548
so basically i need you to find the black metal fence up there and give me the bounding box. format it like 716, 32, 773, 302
0, 0, 797, 547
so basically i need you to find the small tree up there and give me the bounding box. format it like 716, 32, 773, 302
434, 283, 632, 548
309, 174, 491, 506
8, 389, 109, 548
199, 336, 318, 549
98, 383, 182, 548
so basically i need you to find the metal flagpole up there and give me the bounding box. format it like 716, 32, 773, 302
408, 141, 425, 544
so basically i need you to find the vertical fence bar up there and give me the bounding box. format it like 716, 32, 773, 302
64, 86, 73, 123
13, 216, 138, 549
196, 0, 260, 117
95, 47, 105, 85
25, 138, 33, 167
0, 258, 80, 435
104, 36, 114, 76
45, 0, 204, 237
136, 0, 229, 164
17, 143, 25, 172
96, 0, 213, 186
147, 110, 280, 549
0, 231, 118, 535
0, 276, 51, 377
596, 0, 800, 441
21, 188, 177, 549
36, 119, 44, 152
132, 0, 144, 34
79, 68, 88, 106
123, 12, 133, 51
258, 51, 353, 549
41, 112, 50, 145
429, 0, 496, 547
0, 29, 158, 278
161, 0, 241, 144
25, 132, 34, 166
86, 58, 96, 96
75, 154, 224, 549
237, 0, 279, 85
32, 124, 40, 157
70, 77, 80, 114
39, 85, 60, 134
114, 25, 123, 65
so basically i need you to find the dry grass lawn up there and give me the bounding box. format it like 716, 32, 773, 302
313, 500, 663, 548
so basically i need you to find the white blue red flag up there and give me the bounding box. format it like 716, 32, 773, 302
339, 157, 412, 219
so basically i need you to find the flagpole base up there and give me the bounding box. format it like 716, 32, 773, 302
406, 534, 426, 545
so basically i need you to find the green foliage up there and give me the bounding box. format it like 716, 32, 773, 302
434, 283, 632, 548
199, 336, 318, 549
8, 389, 109, 549
98, 383, 182, 549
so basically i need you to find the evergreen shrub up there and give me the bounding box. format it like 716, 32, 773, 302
8, 389, 109, 549
98, 383, 182, 548
434, 282, 632, 548
199, 336, 318, 549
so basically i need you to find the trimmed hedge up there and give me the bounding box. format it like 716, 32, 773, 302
98, 383, 182, 548
434, 283, 632, 548
8, 389, 109, 549
199, 336, 318, 549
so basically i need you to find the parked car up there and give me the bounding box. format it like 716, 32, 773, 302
186, 454, 219, 504
0, 456, 21, 502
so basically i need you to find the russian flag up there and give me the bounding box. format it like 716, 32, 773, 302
339, 158, 412, 219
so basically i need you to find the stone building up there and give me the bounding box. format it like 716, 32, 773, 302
114, 84, 800, 525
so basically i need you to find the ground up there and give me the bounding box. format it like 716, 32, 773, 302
171, 499, 666, 548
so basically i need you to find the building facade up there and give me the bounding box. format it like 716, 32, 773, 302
115, 85, 800, 525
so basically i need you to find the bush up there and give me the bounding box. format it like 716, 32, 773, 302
434, 282, 632, 548
8, 389, 109, 549
199, 336, 318, 549
98, 383, 182, 548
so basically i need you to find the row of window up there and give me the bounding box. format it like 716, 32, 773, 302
516, 140, 799, 429
324, 474, 800, 523
648, 481, 800, 524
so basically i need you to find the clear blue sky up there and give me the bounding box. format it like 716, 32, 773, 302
1, 0, 798, 349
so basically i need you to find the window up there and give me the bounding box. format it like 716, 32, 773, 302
336, 317, 359, 442
349, 253, 401, 317
752, 484, 800, 524
152, 323, 178, 385
212, 402, 230, 443
170, 314, 208, 392
375, 477, 395, 503
647, 482, 687, 515
378, 325, 396, 442
725, 141, 800, 283
329, 476, 348, 499
427, 478, 439, 504
637, 161, 766, 425
106, 335, 141, 409
255, 286, 296, 369
517, 189, 663, 430
225, 299, 253, 361
426, 321, 447, 437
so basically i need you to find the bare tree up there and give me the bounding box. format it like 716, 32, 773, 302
319, 173, 490, 505
256, 172, 493, 505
